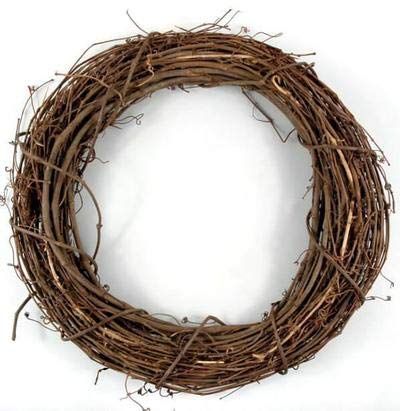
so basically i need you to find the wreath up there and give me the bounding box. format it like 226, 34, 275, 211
10, 19, 392, 397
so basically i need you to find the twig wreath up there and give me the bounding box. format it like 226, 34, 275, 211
9, 13, 393, 398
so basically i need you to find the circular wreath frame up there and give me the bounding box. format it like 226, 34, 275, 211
10, 26, 392, 396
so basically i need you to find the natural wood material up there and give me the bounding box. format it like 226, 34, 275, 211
10, 25, 392, 396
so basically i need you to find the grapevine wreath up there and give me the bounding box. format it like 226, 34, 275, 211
10, 16, 392, 397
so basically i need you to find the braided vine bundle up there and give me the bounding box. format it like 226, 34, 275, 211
10, 25, 392, 396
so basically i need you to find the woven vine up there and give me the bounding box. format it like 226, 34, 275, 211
10, 19, 392, 397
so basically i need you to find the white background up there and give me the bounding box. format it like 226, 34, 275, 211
0, 1, 399, 410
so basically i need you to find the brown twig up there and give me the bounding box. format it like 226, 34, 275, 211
11, 295, 32, 341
